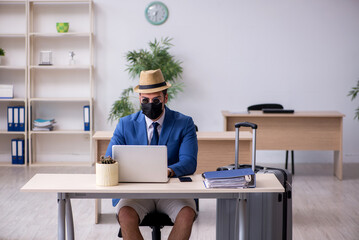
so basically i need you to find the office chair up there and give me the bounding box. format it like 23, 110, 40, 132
118, 124, 200, 240
247, 103, 295, 174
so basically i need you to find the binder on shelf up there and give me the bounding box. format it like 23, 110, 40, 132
17, 139, 24, 165
19, 106, 25, 132
83, 105, 90, 131
13, 107, 19, 131
7, 106, 13, 131
11, 139, 17, 164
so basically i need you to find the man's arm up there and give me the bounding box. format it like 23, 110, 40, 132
105, 119, 126, 158
168, 117, 198, 177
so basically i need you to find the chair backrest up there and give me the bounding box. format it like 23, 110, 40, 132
247, 103, 284, 112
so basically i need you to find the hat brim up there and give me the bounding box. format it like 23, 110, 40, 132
134, 82, 171, 93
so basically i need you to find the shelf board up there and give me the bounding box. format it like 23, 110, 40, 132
29, 97, 91, 102
0, 98, 26, 102
0, 34, 26, 38
29, 161, 92, 167
0, 66, 26, 70
30, 65, 91, 70
29, 32, 91, 37
0, 131, 26, 135
29, 0, 91, 3
0, 162, 26, 167
30, 130, 92, 135
0, 1, 26, 3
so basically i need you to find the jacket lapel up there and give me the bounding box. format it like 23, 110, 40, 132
135, 112, 148, 145
159, 106, 175, 145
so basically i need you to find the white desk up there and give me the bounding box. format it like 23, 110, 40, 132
21, 173, 284, 240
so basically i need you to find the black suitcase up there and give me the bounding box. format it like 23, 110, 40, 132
217, 122, 293, 240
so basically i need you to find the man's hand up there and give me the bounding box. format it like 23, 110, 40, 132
168, 168, 174, 177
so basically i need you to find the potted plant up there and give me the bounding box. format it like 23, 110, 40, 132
0, 48, 5, 65
348, 80, 359, 120
96, 156, 118, 186
108, 37, 184, 122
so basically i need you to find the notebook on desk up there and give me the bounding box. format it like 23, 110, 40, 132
112, 145, 169, 183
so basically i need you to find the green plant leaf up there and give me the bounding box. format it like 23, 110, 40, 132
109, 37, 184, 122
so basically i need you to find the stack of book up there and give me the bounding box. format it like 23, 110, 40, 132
33, 118, 55, 131
202, 168, 255, 189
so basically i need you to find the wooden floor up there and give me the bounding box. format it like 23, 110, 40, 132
1, 162, 359, 240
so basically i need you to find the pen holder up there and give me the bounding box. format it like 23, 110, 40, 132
96, 161, 118, 186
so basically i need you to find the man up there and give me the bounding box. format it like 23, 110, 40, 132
105, 69, 198, 240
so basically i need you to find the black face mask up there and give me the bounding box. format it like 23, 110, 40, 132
141, 102, 163, 120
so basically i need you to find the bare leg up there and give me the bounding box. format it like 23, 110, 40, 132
168, 207, 196, 240
118, 206, 143, 240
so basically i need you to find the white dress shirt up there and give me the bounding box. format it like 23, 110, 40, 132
144, 108, 166, 145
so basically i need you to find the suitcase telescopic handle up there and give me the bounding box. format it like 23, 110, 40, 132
235, 122, 258, 129
235, 122, 257, 171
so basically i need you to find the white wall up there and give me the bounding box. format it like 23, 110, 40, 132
93, 0, 359, 163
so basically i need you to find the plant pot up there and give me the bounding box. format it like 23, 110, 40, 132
96, 162, 118, 186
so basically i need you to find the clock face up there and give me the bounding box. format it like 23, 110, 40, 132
145, 2, 168, 25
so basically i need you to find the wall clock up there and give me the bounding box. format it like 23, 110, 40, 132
145, 2, 169, 25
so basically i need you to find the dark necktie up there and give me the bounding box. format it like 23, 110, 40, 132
150, 122, 159, 145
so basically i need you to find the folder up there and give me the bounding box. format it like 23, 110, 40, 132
83, 105, 90, 131
11, 139, 17, 164
17, 139, 24, 165
13, 106, 19, 131
19, 106, 25, 131
7, 107, 13, 131
202, 168, 256, 188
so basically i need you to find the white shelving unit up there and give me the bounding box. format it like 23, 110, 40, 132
28, 0, 93, 166
0, 0, 28, 166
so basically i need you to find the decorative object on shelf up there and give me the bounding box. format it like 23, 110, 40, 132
0, 48, 5, 65
96, 156, 118, 186
348, 80, 359, 120
69, 51, 75, 65
145, 1, 168, 25
108, 37, 183, 122
39, 51, 53, 65
56, 22, 69, 33
0, 85, 13, 99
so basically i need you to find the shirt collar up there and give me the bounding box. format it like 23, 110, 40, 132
145, 107, 166, 128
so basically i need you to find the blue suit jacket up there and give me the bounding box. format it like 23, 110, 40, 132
105, 106, 198, 206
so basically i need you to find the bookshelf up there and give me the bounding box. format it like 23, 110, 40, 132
0, 0, 27, 166
27, 0, 93, 166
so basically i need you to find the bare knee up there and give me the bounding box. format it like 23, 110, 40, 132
175, 206, 196, 224
118, 206, 140, 226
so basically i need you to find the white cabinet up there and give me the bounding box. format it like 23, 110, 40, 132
0, 1, 27, 166
28, 0, 93, 166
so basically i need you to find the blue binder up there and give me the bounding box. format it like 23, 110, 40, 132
19, 106, 25, 132
17, 139, 24, 164
83, 105, 90, 131
7, 106, 13, 131
11, 139, 17, 164
13, 106, 19, 131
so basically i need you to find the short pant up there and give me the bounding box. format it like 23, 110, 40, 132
115, 199, 197, 223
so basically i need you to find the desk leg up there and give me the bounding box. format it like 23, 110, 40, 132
66, 198, 75, 240
217, 198, 239, 240
334, 150, 343, 180
238, 194, 247, 240
58, 193, 66, 240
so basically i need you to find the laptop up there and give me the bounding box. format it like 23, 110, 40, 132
112, 145, 169, 183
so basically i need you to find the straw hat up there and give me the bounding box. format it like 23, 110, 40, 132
134, 69, 171, 93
